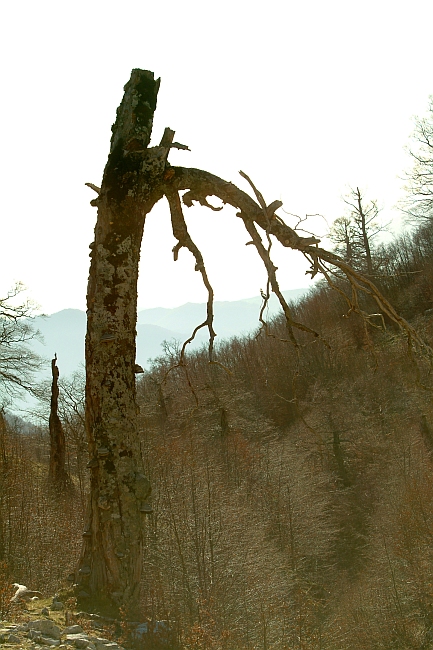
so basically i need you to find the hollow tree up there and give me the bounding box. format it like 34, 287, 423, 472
77, 69, 427, 615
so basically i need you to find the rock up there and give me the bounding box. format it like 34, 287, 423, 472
7, 634, 22, 644
28, 619, 62, 640
65, 633, 92, 648
92, 638, 124, 650
62, 625, 84, 635
51, 595, 64, 610
4, 624, 27, 632
50, 601, 64, 611
41, 607, 50, 616
39, 637, 61, 647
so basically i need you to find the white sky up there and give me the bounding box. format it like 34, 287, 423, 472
1, 0, 432, 314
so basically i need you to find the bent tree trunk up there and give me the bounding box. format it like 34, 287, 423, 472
77, 70, 166, 615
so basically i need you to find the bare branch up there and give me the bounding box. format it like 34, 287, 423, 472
165, 186, 217, 363
85, 183, 101, 195
165, 167, 430, 355
173, 167, 320, 247
240, 211, 328, 347
171, 142, 191, 151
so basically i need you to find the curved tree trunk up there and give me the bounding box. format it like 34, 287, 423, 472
76, 70, 167, 616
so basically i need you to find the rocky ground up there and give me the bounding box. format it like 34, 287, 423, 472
0, 595, 129, 650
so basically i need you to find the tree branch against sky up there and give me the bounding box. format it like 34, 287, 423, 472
402, 96, 433, 223
0, 283, 44, 409
330, 188, 387, 276
1, 2, 433, 313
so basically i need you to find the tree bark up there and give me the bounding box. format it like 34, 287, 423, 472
77, 70, 165, 615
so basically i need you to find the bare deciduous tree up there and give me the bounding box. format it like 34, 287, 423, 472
330, 187, 384, 276
0, 283, 43, 409
402, 97, 433, 223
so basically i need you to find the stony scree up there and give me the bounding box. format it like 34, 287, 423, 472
0, 620, 126, 650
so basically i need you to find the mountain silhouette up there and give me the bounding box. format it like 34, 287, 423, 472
30, 288, 309, 380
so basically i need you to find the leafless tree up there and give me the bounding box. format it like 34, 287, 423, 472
402, 96, 433, 223
76, 68, 429, 616
330, 187, 384, 276
0, 283, 44, 408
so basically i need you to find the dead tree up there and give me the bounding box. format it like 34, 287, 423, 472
77, 69, 430, 615
48, 355, 70, 489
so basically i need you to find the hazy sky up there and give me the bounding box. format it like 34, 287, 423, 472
1, 0, 433, 314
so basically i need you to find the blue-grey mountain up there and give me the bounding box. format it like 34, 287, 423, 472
31, 288, 309, 380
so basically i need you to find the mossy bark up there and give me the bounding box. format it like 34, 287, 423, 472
77, 70, 167, 615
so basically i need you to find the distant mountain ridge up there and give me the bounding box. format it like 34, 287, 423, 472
30, 288, 309, 380
136, 288, 308, 337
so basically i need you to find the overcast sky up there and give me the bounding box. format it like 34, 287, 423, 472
1, 0, 432, 315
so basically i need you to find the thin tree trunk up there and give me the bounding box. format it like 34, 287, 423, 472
76, 70, 166, 616
356, 187, 374, 276
48, 355, 69, 489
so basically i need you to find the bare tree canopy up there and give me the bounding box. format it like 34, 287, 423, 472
402, 97, 433, 223
0, 283, 43, 408
329, 187, 386, 276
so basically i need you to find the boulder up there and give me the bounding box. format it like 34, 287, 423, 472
50, 601, 64, 611
6, 633, 21, 643
27, 619, 62, 640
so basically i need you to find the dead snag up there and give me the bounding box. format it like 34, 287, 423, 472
78, 68, 432, 618
48, 354, 70, 489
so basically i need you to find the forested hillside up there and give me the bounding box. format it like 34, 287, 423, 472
2, 210, 433, 648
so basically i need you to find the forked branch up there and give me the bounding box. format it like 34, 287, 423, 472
162, 165, 431, 355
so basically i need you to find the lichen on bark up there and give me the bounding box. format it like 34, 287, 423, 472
78, 68, 429, 619
78, 70, 164, 616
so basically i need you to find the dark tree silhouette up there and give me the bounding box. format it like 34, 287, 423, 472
48, 355, 70, 489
